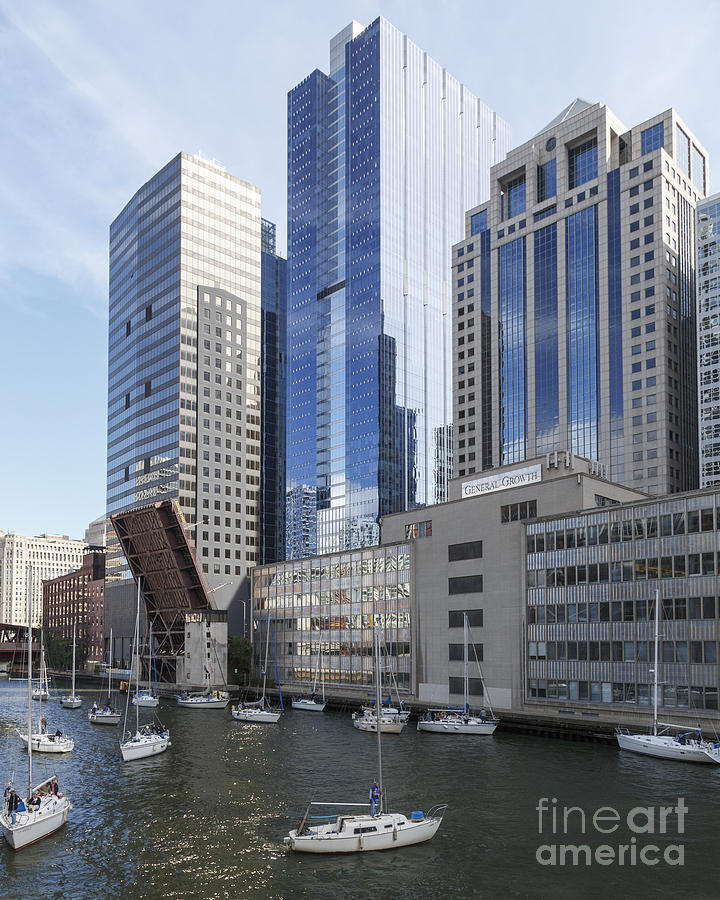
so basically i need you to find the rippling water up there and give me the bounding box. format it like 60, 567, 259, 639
1, 680, 719, 898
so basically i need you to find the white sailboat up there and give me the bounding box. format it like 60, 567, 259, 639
233, 614, 282, 723
285, 629, 446, 853
120, 580, 170, 761
31, 633, 49, 700
616, 590, 720, 764
352, 637, 406, 734
60, 623, 82, 709
133, 622, 159, 708
417, 614, 500, 735
2, 590, 72, 849
176, 690, 230, 709
89, 628, 121, 725
292, 642, 326, 711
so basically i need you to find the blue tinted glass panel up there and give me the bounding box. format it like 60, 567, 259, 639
498, 237, 526, 463
503, 175, 526, 219
471, 210, 488, 234
568, 138, 598, 188
534, 224, 558, 452
480, 229, 492, 469
691, 145, 706, 193
607, 170, 624, 483
641, 123, 664, 155
676, 127, 690, 175
537, 159, 556, 202
566, 206, 599, 458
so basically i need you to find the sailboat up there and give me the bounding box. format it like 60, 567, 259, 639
417, 614, 500, 735
60, 623, 82, 709
16, 673, 74, 754
352, 637, 406, 734
233, 615, 282, 723
120, 580, 170, 761
616, 590, 720, 764
292, 641, 326, 711
1, 590, 72, 849
133, 622, 159, 708
31, 633, 49, 700
285, 628, 446, 853
88, 628, 121, 725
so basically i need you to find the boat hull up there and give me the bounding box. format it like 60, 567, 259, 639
232, 707, 281, 723
352, 716, 405, 734
17, 731, 74, 753
285, 815, 441, 854
88, 711, 121, 725
132, 694, 160, 708
31, 691, 49, 701
60, 696, 82, 709
1, 797, 71, 850
417, 718, 498, 735
291, 699, 326, 712
616, 732, 720, 763
176, 698, 229, 709
120, 733, 170, 761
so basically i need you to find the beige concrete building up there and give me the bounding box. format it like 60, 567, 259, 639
0, 531, 87, 626
453, 99, 709, 497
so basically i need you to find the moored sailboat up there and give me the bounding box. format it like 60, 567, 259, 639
31, 633, 49, 701
233, 615, 282, 723
285, 629, 446, 853
120, 579, 170, 761
89, 628, 121, 726
292, 642, 326, 712
616, 590, 720, 764
133, 623, 159, 708
417, 614, 499, 735
60, 623, 82, 709
1, 591, 72, 849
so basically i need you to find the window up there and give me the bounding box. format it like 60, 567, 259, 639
449, 643, 483, 661
405, 520, 432, 539
500, 499, 537, 522
145, 305, 152, 322
501, 173, 526, 219
449, 609, 483, 628
448, 575, 483, 595
471, 210, 487, 234
568, 137, 598, 187
448, 540, 483, 561
449, 677, 484, 697
537, 159, 557, 202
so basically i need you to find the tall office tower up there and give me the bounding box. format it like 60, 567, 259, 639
106, 153, 263, 629
260, 219, 287, 563
0, 532, 87, 626
453, 100, 708, 495
286, 18, 511, 558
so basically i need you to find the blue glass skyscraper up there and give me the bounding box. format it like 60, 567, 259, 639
286, 18, 510, 558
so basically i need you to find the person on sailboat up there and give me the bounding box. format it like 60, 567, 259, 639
370, 781, 381, 816
50, 779, 59, 798
7, 789, 18, 825
40, 716, 47, 734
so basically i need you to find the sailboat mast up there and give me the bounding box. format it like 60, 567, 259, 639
375, 628, 383, 814
312, 640, 320, 695
262, 613, 272, 701
108, 627, 113, 701
27, 575, 33, 797
71, 622, 76, 698
463, 614, 469, 715
135, 579, 141, 732
652, 588, 659, 736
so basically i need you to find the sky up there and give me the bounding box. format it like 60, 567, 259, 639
1, 0, 718, 541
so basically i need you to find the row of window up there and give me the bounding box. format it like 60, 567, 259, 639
528, 639, 718, 664
527, 596, 718, 624
527, 507, 718, 551
501, 500, 537, 523
528, 679, 718, 709
528, 553, 719, 588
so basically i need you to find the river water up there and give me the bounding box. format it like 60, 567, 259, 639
1, 679, 719, 899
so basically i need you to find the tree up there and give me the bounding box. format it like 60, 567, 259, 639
45, 631, 72, 670
227, 636, 252, 685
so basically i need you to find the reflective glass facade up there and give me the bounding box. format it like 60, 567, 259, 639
499, 238, 526, 463
252, 542, 413, 690
526, 491, 720, 718
641, 122, 664, 155
286, 17, 510, 558
697, 194, 720, 487
534, 224, 559, 452
565, 205, 599, 459
261, 220, 287, 564
107, 155, 263, 616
